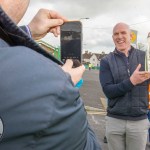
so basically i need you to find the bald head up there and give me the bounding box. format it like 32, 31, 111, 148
112, 22, 132, 54
113, 22, 130, 34
0, 0, 30, 24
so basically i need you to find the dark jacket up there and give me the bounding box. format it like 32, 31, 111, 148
0, 7, 101, 150
100, 47, 148, 120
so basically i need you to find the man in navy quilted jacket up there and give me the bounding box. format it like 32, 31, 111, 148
100, 22, 150, 150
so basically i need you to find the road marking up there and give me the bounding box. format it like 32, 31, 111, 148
91, 115, 100, 124
85, 106, 104, 111
87, 111, 106, 115
84, 97, 108, 115
85, 105, 106, 115
100, 97, 107, 110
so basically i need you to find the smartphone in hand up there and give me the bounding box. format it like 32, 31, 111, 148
60, 21, 82, 66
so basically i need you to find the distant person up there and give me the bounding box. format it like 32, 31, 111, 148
0, 0, 101, 150
89, 63, 92, 70
100, 22, 150, 150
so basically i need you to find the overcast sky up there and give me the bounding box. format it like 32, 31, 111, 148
20, 0, 150, 54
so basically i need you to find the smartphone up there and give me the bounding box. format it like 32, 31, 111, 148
60, 21, 82, 66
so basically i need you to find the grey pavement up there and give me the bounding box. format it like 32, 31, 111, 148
80, 70, 150, 150
80, 70, 108, 150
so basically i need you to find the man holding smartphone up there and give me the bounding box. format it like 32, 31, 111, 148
0, 0, 101, 150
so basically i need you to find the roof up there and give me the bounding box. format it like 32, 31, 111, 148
91, 53, 107, 60
83, 51, 107, 60
83, 52, 92, 59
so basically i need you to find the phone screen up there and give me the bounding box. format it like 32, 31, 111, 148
60, 21, 82, 63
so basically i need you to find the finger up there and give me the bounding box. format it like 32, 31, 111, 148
139, 72, 150, 80
47, 19, 64, 28
135, 64, 141, 71
56, 26, 60, 35
49, 28, 58, 37
139, 71, 149, 75
49, 10, 68, 21
63, 59, 73, 69
144, 72, 150, 78
145, 73, 149, 78
71, 65, 85, 85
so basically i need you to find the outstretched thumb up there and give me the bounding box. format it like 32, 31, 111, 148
62, 59, 73, 71
135, 64, 141, 71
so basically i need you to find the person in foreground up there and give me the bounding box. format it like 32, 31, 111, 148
100, 22, 150, 150
0, 0, 101, 150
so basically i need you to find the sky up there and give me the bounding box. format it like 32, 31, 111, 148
20, 0, 150, 54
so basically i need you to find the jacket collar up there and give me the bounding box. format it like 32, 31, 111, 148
114, 46, 135, 57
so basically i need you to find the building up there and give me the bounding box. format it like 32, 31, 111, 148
82, 51, 92, 64
83, 51, 107, 67
90, 53, 101, 67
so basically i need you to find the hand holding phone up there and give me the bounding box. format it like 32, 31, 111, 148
62, 59, 85, 86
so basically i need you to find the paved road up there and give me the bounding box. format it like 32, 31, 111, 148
80, 70, 105, 108
80, 70, 108, 150
80, 70, 150, 150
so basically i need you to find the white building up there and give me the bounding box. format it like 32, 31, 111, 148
82, 51, 106, 67
89, 54, 101, 67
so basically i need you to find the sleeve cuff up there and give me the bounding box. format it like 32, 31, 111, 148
123, 78, 134, 91
20, 25, 32, 38
25, 25, 32, 38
